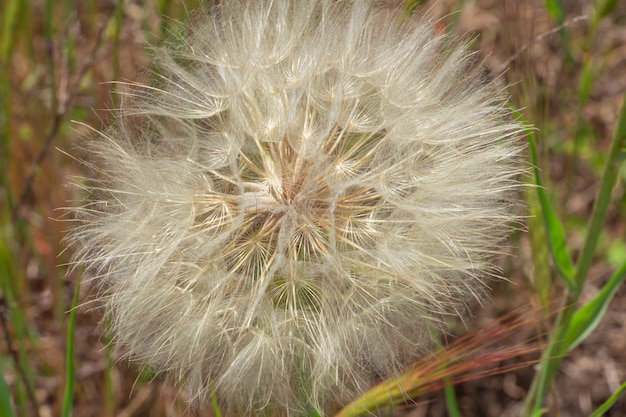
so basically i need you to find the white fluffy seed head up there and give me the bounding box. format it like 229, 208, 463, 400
68, 0, 525, 415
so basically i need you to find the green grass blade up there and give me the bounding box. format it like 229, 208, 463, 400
588, 380, 626, 417
572, 93, 626, 290
565, 260, 626, 352
44, 0, 58, 115
61, 274, 81, 417
542, 0, 565, 23
0, 227, 38, 414
535, 182, 576, 290
112, 0, 124, 98
159, 0, 174, 38
594, 0, 620, 24
0, 362, 17, 417
403, 0, 429, 13
103, 329, 115, 417
211, 392, 223, 417
514, 109, 577, 290
523, 94, 626, 417
0, 0, 22, 62
578, 59, 596, 105
541, 0, 575, 65
444, 378, 462, 417
527, 193, 553, 309
307, 406, 324, 417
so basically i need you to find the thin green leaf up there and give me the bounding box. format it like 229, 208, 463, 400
403, 0, 429, 13
528, 200, 553, 308
0, 228, 37, 414
444, 379, 462, 417
211, 392, 223, 417
578, 59, 596, 105
111, 0, 124, 103
513, 109, 577, 290
61, 274, 81, 417
103, 326, 115, 417
565, 260, 626, 352
588, 380, 626, 417
542, 0, 565, 23
0, 362, 17, 417
541, 0, 575, 65
0, 0, 23, 62
522, 94, 626, 417
573, 94, 626, 290
594, 0, 620, 23
536, 184, 576, 289
307, 406, 324, 417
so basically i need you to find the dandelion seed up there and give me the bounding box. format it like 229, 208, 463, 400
67, 0, 525, 415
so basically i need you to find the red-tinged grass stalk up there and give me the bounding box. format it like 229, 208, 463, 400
336, 308, 548, 417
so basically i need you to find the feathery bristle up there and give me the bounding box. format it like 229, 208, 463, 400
66, 0, 526, 415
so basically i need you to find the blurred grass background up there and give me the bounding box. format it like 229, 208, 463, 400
1, 0, 625, 416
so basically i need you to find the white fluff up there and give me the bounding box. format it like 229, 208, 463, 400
68, 1, 525, 415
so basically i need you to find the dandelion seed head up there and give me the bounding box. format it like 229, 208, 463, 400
68, 0, 526, 415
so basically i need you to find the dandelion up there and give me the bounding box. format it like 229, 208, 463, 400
68, 0, 525, 415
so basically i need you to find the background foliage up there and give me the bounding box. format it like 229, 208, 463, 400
1, 0, 625, 416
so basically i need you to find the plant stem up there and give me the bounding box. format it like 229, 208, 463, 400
523, 93, 626, 416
